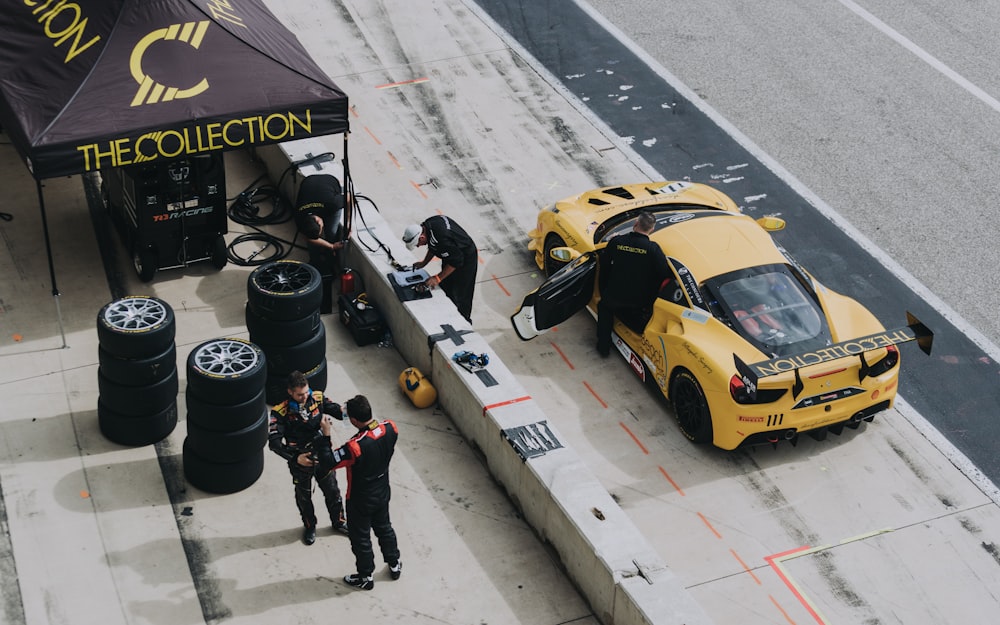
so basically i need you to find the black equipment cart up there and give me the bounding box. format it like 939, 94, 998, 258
102, 153, 228, 282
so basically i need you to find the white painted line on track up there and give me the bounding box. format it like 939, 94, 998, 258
835, 0, 1000, 114
895, 396, 1000, 507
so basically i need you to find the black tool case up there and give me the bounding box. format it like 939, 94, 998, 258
338, 293, 386, 346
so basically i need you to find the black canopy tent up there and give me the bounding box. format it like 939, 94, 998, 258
0, 0, 350, 344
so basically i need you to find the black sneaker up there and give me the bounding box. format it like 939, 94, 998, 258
344, 573, 374, 590
302, 526, 316, 546
388, 560, 402, 580
332, 522, 349, 536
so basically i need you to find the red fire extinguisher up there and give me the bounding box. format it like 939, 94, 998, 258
340, 268, 356, 295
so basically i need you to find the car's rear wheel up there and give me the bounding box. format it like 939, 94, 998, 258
543, 234, 568, 277
670, 369, 713, 444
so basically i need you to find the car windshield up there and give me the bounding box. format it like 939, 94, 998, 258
707, 265, 830, 355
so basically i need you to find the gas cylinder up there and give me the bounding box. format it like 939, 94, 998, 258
340, 268, 356, 295
398, 367, 437, 409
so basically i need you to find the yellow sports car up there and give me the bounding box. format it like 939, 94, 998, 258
511, 181, 932, 450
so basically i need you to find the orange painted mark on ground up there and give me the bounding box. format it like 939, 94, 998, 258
375, 77, 429, 89
12, 334, 22, 342
657, 465, 684, 495
491, 275, 510, 296
765, 546, 827, 625
386, 151, 402, 169
769, 595, 799, 625
364, 126, 382, 145
583, 381, 607, 408
410, 180, 428, 199
483, 396, 531, 416
350, 105, 359, 117
550, 341, 574, 370
79, 490, 90, 499
618, 422, 648, 454
731, 549, 761, 584
697, 511, 722, 538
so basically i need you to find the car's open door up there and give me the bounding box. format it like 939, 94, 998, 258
511, 252, 598, 340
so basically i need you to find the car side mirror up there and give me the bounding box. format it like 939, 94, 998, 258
756, 216, 786, 231
549, 247, 581, 263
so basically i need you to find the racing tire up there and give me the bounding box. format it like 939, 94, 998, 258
185, 338, 267, 406
98, 367, 179, 417
98, 343, 177, 387
183, 438, 264, 494
185, 409, 268, 464
244, 302, 321, 348
97, 296, 176, 358
670, 369, 714, 445
543, 234, 568, 277
134, 245, 158, 283
186, 388, 267, 433
184, 389, 267, 432
257, 323, 326, 376
98, 399, 178, 447
246, 260, 322, 321
265, 359, 328, 406
211, 235, 228, 270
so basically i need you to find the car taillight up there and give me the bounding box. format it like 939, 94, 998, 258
729, 374, 788, 404
866, 345, 899, 377
730, 375, 751, 402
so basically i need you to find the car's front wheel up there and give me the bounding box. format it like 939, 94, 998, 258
670, 369, 713, 444
543, 234, 568, 277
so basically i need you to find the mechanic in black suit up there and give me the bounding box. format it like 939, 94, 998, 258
295, 174, 346, 313
596, 211, 670, 357
401, 215, 478, 324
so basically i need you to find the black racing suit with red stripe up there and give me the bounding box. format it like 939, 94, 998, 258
314, 419, 400, 576
268, 390, 345, 530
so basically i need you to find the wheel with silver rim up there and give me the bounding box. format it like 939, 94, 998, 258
246, 260, 322, 321
97, 296, 175, 358
186, 338, 267, 406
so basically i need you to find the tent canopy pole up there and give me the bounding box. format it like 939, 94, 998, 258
36, 179, 67, 348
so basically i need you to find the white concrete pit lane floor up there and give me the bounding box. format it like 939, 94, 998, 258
3, 1, 1000, 625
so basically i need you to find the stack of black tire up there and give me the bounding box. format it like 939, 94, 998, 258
183, 337, 268, 494
245, 260, 328, 405
97, 296, 179, 446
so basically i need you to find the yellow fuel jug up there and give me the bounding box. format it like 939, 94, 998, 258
398, 367, 437, 408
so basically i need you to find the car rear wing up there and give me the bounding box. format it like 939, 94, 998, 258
734, 312, 933, 400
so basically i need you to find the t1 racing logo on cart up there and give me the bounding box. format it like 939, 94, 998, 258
130, 21, 211, 106
152, 205, 214, 222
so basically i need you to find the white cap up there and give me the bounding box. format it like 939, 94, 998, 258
402, 224, 422, 250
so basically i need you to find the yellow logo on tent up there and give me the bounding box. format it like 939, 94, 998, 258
130, 21, 210, 107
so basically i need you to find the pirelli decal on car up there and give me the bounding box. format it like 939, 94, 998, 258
734, 312, 933, 399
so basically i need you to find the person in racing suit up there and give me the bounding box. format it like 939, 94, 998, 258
295, 174, 346, 313
268, 370, 347, 545
314, 394, 401, 590
401, 215, 478, 324
596, 211, 670, 357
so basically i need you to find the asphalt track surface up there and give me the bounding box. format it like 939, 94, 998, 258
471, 0, 1000, 486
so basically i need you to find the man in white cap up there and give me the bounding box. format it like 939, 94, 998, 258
402, 216, 477, 323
